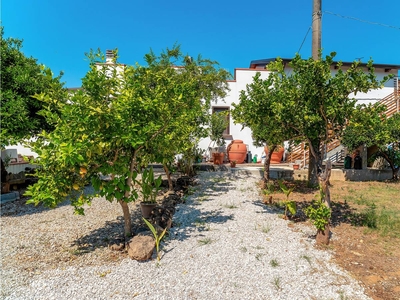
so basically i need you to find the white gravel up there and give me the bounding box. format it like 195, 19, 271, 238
1, 170, 371, 300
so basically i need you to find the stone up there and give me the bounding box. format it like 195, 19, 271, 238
127, 235, 155, 261
109, 243, 125, 251
316, 225, 330, 245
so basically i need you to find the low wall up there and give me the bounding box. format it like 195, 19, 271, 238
6, 163, 37, 174
160, 164, 394, 182
293, 168, 393, 182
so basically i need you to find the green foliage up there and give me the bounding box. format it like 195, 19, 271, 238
304, 189, 331, 231
177, 141, 204, 176
272, 276, 282, 291
342, 107, 400, 179
143, 218, 168, 261
234, 51, 391, 184
278, 180, 294, 200
278, 180, 297, 217
24, 45, 230, 237
0, 27, 65, 146
350, 203, 378, 228
198, 237, 213, 245
140, 167, 162, 203
262, 181, 276, 195
210, 112, 228, 147
270, 259, 279, 267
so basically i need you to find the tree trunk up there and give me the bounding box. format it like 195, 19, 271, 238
380, 152, 399, 180
118, 149, 138, 238
163, 164, 174, 191
393, 167, 399, 181
263, 145, 276, 187
308, 138, 321, 187
118, 200, 132, 238
1, 158, 9, 184
319, 160, 332, 209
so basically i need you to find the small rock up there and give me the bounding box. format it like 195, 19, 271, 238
109, 243, 125, 251
127, 235, 155, 261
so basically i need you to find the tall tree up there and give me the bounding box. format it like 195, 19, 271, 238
232, 72, 297, 184
342, 104, 400, 180
144, 53, 230, 187
0, 27, 65, 146
233, 52, 390, 208
267, 53, 390, 189
25, 46, 229, 238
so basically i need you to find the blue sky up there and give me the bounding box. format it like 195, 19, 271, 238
2, 0, 399, 88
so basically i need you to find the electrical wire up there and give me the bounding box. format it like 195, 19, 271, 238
297, 25, 312, 54
324, 10, 400, 30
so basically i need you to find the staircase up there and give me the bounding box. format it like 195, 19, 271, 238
379, 80, 400, 118
287, 139, 344, 168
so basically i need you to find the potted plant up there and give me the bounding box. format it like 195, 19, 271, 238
209, 112, 228, 165
272, 145, 285, 164
230, 160, 237, 168
139, 167, 163, 219
304, 188, 331, 245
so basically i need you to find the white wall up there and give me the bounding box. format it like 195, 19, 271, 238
198, 66, 398, 162
4, 143, 38, 158
198, 69, 273, 161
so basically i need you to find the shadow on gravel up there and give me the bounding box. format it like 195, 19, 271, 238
1, 185, 96, 218
0, 197, 72, 218
170, 208, 235, 242
71, 216, 128, 254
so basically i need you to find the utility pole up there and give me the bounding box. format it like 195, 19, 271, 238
312, 0, 322, 59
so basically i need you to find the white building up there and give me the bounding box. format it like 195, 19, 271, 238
198, 58, 400, 162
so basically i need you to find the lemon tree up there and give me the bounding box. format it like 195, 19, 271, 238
25, 46, 229, 237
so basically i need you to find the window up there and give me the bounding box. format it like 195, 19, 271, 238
212, 106, 231, 137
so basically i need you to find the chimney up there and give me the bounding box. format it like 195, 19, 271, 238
106, 50, 114, 63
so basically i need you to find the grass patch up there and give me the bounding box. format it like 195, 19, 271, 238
261, 225, 271, 233
187, 187, 196, 195
223, 202, 238, 209
336, 181, 400, 237
255, 253, 264, 261
272, 276, 282, 291
266, 179, 400, 239
211, 177, 227, 183
300, 254, 312, 266
270, 259, 279, 267
198, 237, 212, 245
194, 219, 206, 226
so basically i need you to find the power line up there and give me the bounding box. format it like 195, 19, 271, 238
324, 10, 400, 30
297, 25, 312, 54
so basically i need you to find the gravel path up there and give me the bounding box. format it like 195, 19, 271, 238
1, 170, 370, 300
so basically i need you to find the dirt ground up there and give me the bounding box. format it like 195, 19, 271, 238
264, 179, 400, 300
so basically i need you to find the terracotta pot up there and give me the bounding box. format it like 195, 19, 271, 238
1, 182, 10, 194
293, 164, 300, 170
227, 140, 247, 164
270, 148, 284, 164
230, 161, 236, 168
140, 202, 157, 219
213, 152, 225, 165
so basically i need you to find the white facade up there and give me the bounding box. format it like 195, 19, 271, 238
198, 68, 273, 160
198, 61, 399, 161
